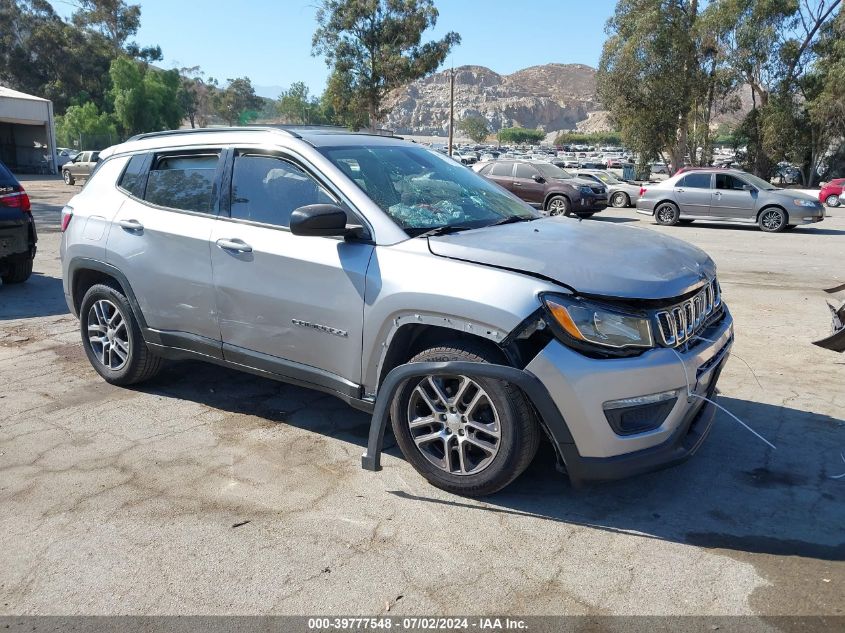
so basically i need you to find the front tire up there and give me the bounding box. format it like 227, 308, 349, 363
610, 191, 629, 208
79, 282, 162, 385
655, 202, 680, 225
546, 195, 571, 217
390, 343, 540, 496
63, 170, 75, 185
1, 257, 33, 284
759, 207, 788, 232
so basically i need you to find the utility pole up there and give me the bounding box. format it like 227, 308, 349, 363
447, 67, 455, 157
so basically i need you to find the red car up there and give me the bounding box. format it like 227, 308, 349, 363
819, 178, 844, 207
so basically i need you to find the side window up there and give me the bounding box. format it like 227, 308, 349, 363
716, 174, 745, 190
144, 152, 219, 213
515, 163, 538, 179
679, 173, 712, 189
91, 151, 100, 163
117, 154, 148, 198
230, 154, 335, 228
489, 161, 513, 177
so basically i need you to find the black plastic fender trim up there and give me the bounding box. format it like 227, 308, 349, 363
361, 360, 577, 474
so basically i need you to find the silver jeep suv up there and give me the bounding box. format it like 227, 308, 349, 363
60, 127, 733, 496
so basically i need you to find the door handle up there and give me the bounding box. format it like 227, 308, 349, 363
676, 188, 685, 193
216, 238, 253, 253
117, 219, 143, 231
513, 182, 521, 187
714, 192, 722, 198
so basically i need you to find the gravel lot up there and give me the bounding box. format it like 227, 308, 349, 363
1, 176, 843, 617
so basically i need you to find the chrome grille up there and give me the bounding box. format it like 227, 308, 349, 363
654, 278, 721, 347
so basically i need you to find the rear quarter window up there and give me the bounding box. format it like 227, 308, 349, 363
117, 154, 149, 198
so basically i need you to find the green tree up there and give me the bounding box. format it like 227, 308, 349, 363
597, 0, 703, 173
277, 81, 324, 124
457, 116, 489, 143
312, 0, 460, 130
215, 77, 260, 126
178, 67, 217, 129
109, 57, 183, 136
496, 127, 545, 144
55, 102, 117, 148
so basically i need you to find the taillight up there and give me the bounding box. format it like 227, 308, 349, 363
61, 205, 73, 232
639, 187, 648, 196
0, 187, 30, 212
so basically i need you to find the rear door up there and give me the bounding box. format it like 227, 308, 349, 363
69, 152, 89, 178
210, 149, 373, 389
484, 161, 515, 192
674, 172, 713, 215
512, 162, 545, 205
712, 173, 757, 220
106, 149, 222, 350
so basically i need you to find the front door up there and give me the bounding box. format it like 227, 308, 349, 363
712, 173, 757, 220
210, 150, 373, 391
674, 172, 713, 215
512, 162, 546, 205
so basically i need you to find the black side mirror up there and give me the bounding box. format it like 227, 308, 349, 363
532, 174, 546, 183
290, 204, 355, 237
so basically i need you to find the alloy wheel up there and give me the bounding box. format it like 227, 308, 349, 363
761, 209, 785, 231
656, 203, 677, 224
612, 192, 627, 207
406, 375, 501, 475
86, 299, 130, 370
548, 198, 567, 215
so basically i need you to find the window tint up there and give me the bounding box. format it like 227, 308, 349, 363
230, 154, 334, 227
489, 161, 513, 177
91, 151, 100, 162
144, 153, 219, 213
679, 173, 712, 189
118, 154, 148, 198
515, 163, 538, 179
715, 173, 747, 190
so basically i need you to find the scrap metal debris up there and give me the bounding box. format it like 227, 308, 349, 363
813, 299, 845, 352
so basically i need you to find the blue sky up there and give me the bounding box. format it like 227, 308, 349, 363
50, 0, 617, 99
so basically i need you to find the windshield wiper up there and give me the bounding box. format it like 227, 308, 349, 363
415, 225, 477, 239
488, 216, 536, 227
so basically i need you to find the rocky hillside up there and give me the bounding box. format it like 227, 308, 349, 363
382, 63, 603, 135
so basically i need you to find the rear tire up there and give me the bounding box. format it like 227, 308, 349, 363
610, 191, 629, 208
546, 195, 571, 217
79, 282, 162, 385
390, 342, 540, 496
655, 202, 680, 225
825, 194, 840, 207
1, 257, 33, 284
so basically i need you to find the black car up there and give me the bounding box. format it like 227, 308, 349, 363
0, 160, 36, 284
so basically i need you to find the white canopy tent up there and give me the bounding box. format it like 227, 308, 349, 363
0, 86, 57, 174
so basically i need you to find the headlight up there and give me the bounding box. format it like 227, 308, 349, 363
542, 295, 654, 351
793, 199, 817, 207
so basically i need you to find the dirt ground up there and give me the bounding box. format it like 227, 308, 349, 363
1, 176, 843, 617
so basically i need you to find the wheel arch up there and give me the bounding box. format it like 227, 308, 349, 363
756, 204, 789, 222
543, 191, 571, 210
67, 258, 147, 328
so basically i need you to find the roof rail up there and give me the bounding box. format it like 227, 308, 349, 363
126, 126, 301, 142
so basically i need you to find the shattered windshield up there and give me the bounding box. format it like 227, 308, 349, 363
320, 145, 538, 235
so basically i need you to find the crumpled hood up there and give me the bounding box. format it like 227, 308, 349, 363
428, 218, 716, 300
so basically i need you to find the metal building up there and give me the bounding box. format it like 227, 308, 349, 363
0, 86, 57, 174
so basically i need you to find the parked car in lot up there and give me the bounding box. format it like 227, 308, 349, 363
61, 127, 733, 495
55, 147, 79, 168
576, 169, 641, 208
637, 169, 825, 232
62, 150, 100, 185
819, 178, 843, 207
0, 159, 37, 284
476, 159, 607, 216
